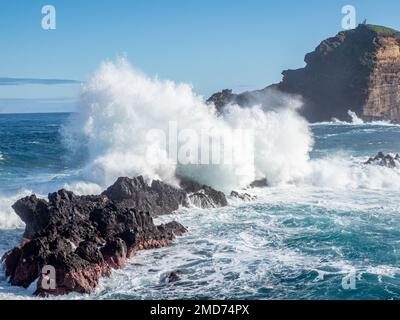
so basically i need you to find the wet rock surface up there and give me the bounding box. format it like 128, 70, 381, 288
1, 187, 186, 296
179, 179, 228, 208
103, 176, 228, 215
230, 191, 256, 202
249, 178, 268, 188
365, 152, 400, 168
160, 271, 180, 284
102, 176, 189, 216
1, 176, 229, 296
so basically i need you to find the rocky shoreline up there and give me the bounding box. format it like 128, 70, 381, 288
2, 150, 395, 297
1, 176, 228, 297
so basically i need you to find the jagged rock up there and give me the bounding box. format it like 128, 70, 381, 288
208, 24, 400, 123
364, 152, 400, 168
1, 175, 228, 296
102, 176, 227, 215
230, 191, 256, 202
12, 195, 51, 239
102, 176, 189, 216
207, 87, 294, 115
160, 271, 180, 284
207, 89, 237, 113
186, 190, 217, 208
249, 178, 268, 188
179, 178, 228, 208
1, 188, 186, 297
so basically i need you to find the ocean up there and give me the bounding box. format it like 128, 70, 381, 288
1, 112, 400, 300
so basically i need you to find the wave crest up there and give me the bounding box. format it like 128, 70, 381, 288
62, 58, 313, 192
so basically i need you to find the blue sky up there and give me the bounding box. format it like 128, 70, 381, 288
1, 0, 400, 113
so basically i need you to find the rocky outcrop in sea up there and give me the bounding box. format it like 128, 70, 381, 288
1, 176, 228, 296
102, 176, 228, 214
364, 152, 400, 168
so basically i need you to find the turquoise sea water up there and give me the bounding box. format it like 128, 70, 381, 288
1, 113, 400, 300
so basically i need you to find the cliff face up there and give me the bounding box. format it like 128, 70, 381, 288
363, 36, 400, 120
277, 24, 378, 122
208, 24, 400, 123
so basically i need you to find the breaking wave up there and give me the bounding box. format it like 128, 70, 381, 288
60, 58, 400, 194
62, 58, 313, 192
0, 191, 29, 229
347, 110, 364, 125
314, 110, 398, 127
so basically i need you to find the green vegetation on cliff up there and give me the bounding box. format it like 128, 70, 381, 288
364, 24, 399, 36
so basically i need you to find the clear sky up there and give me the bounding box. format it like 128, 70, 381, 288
1, 0, 400, 113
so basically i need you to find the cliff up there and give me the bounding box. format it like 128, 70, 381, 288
208, 24, 400, 123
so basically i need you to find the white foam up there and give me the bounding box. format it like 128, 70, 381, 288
62, 58, 312, 192
62, 181, 103, 196
0, 191, 29, 229
59, 58, 400, 193
347, 110, 364, 124
303, 156, 400, 190
312, 111, 398, 127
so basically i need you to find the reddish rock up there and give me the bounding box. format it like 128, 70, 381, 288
1, 183, 187, 297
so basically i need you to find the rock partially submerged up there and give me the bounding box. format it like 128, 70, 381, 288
364, 152, 400, 168
1, 188, 186, 296
103, 176, 228, 215
102, 176, 189, 216
230, 191, 256, 202
160, 271, 180, 284
179, 179, 228, 208
1, 176, 228, 296
249, 178, 268, 188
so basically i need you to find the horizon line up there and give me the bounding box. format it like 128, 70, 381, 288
0, 77, 82, 86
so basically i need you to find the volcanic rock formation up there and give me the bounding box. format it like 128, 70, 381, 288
364, 152, 400, 168
1, 176, 228, 296
102, 176, 228, 214
1, 189, 186, 296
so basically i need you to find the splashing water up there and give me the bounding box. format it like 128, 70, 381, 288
59, 59, 400, 193
62, 58, 313, 192
347, 110, 364, 125
1, 60, 400, 299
